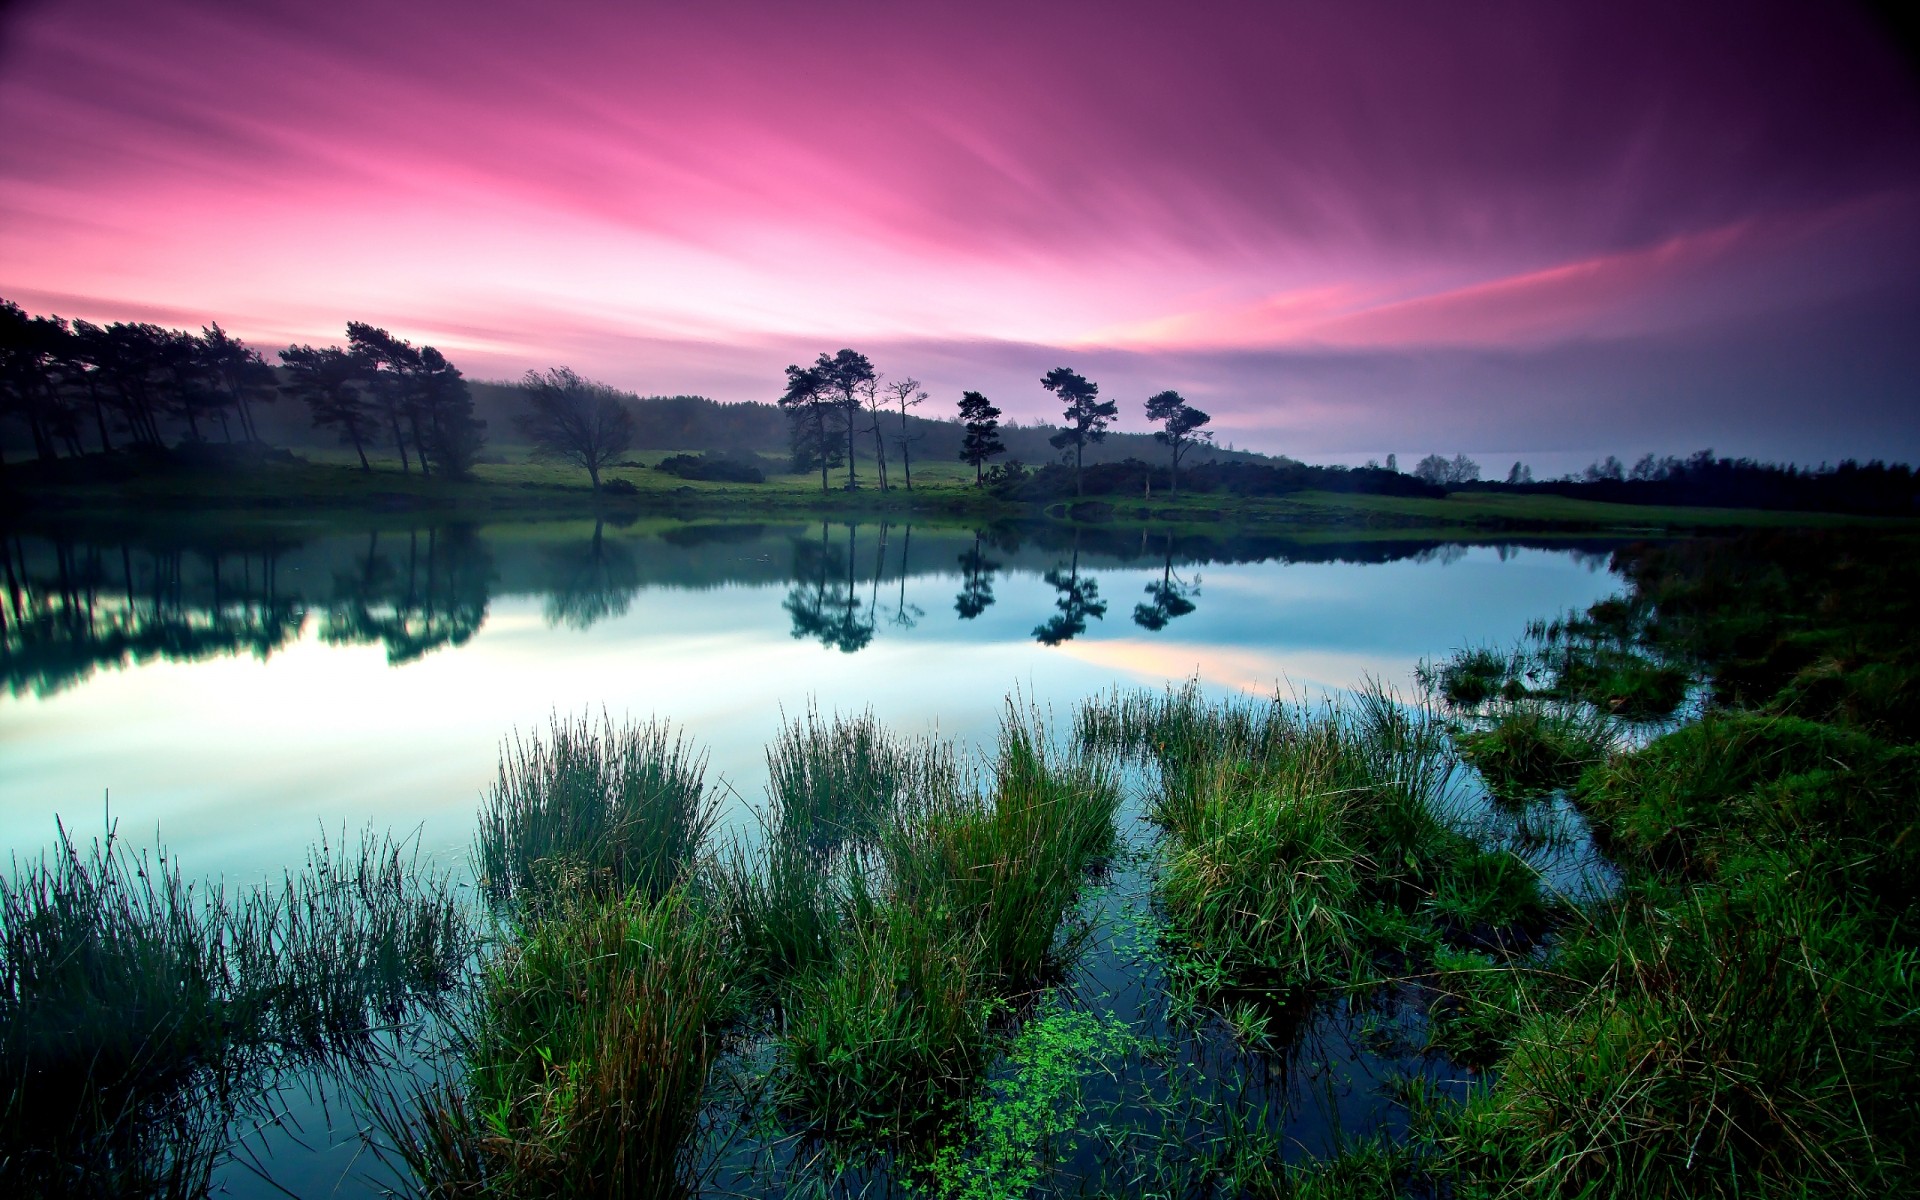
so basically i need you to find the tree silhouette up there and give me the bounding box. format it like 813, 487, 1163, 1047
347, 323, 424, 472
1132, 536, 1199, 630
1041, 368, 1116, 496
0, 300, 72, 462
863, 372, 890, 490
1143, 390, 1212, 495
515, 367, 636, 492
815, 350, 876, 491
198, 323, 275, 444
413, 346, 486, 478
885, 377, 927, 490
1032, 539, 1106, 645
954, 533, 999, 619
282, 345, 376, 469
779, 363, 837, 493
957, 390, 1005, 484
89, 322, 175, 449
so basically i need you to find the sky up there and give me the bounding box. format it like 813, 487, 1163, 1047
2, 0, 1917, 464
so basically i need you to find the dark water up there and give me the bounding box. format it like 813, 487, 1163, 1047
0, 516, 1628, 1196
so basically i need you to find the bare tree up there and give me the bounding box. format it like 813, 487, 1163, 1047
514, 367, 636, 493
885, 377, 927, 490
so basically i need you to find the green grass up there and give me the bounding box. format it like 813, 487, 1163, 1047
1455, 700, 1613, 801
475, 710, 715, 910
381, 888, 735, 1200
1, 822, 468, 1195
1081, 682, 1549, 999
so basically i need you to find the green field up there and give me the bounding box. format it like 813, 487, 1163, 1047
10, 447, 1909, 536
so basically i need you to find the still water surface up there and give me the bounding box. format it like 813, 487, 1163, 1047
1, 516, 1627, 1196
3, 518, 1621, 881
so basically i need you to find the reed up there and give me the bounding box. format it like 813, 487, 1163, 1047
1, 822, 468, 1196
381, 889, 734, 1199
476, 711, 714, 910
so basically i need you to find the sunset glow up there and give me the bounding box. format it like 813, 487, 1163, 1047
3, 0, 1916, 458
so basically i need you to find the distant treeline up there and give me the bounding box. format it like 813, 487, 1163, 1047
5, 297, 1915, 515
1467, 451, 1920, 516
986, 451, 1920, 514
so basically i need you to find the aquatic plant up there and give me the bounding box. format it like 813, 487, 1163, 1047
1, 823, 468, 1197
1455, 699, 1613, 802
380, 889, 734, 1199
475, 710, 714, 909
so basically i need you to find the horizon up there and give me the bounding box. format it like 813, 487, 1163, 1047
3, 0, 1918, 464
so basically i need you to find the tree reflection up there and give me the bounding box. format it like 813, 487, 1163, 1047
783, 521, 873, 652
954, 532, 999, 620
320, 525, 493, 663
887, 525, 923, 630
1033, 537, 1106, 646
0, 531, 304, 697
1133, 535, 1200, 631
541, 519, 641, 630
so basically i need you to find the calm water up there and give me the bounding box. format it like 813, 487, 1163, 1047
2, 518, 1621, 879
1, 515, 1627, 1196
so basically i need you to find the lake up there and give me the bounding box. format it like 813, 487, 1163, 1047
0, 515, 1628, 1195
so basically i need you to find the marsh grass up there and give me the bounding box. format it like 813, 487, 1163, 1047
714, 704, 1124, 1139
1085, 682, 1540, 998
1455, 699, 1613, 802
776, 888, 989, 1138
767, 704, 957, 854
379, 889, 734, 1200
1, 821, 467, 1196
1432, 864, 1917, 1196
476, 711, 714, 910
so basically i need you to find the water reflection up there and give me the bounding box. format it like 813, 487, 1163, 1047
540, 519, 640, 630
783, 521, 874, 652
1, 531, 306, 697
321, 526, 493, 663
1132, 535, 1200, 632
1, 519, 1634, 699
954, 533, 999, 619
1034, 536, 1108, 645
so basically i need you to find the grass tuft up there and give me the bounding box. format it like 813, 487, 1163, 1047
476, 710, 714, 910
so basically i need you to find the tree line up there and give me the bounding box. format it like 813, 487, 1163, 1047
0, 297, 486, 477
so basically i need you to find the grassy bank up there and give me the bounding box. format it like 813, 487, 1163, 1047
8, 445, 1908, 535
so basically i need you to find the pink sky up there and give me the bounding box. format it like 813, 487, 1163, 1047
2, 0, 1917, 461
